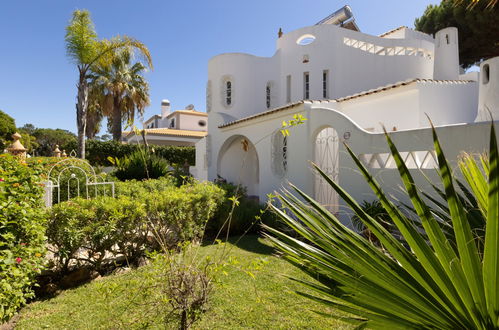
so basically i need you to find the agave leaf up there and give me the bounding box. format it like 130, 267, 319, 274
431, 123, 487, 320
483, 123, 499, 319
270, 179, 464, 328
459, 153, 488, 217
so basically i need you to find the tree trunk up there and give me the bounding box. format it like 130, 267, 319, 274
112, 95, 122, 141
76, 70, 88, 159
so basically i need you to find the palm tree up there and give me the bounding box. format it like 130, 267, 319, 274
90, 49, 151, 141
65, 10, 152, 158
85, 86, 104, 139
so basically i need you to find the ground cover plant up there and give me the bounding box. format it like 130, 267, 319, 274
14, 236, 352, 329
265, 122, 499, 329
0, 155, 47, 322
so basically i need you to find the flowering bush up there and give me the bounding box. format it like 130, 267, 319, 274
0, 154, 47, 322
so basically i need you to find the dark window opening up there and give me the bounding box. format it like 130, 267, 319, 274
322, 70, 329, 99
266, 84, 271, 108
226, 81, 232, 105
483, 64, 490, 84
304, 72, 310, 99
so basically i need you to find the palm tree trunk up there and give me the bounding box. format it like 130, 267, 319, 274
112, 95, 122, 141
76, 70, 88, 159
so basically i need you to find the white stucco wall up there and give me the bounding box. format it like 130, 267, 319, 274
418, 82, 478, 126
177, 113, 208, 131
204, 18, 490, 224
217, 135, 259, 196
126, 134, 201, 147
476, 57, 499, 122
339, 88, 419, 131
208, 23, 437, 128
209, 103, 494, 223
191, 137, 208, 181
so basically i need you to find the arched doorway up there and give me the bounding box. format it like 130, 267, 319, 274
314, 127, 339, 213
217, 135, 259, 197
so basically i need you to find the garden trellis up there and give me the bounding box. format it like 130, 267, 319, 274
43, 155, 114, 207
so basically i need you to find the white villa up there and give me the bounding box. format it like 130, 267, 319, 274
124, 100, 208, 147
192, 6, 498, 219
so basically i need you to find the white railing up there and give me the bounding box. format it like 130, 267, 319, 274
343, 37, 433, 60
358, 150, 438, 170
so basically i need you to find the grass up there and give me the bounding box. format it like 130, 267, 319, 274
15, 235, 351, 329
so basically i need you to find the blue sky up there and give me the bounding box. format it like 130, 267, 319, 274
0, 0, 440, 134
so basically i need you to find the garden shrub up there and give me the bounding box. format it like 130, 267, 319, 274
46, 180, 224, 271
147, 182, 225, 246
110, 150, 171, 181
48, 196, 147, 270
114, 176, 176, 197
0, 155, 47, 322
206, 182, 279, 237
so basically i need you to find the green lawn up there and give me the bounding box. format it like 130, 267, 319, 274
15, 236, 351, 329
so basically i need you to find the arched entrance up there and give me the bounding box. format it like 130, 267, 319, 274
314, 127, 339, 213
217, 135, 259, 197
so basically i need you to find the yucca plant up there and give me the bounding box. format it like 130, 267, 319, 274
264, 122, 499, 329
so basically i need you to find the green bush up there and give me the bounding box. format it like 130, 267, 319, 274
206, 182, 279, 237
81, 140, 195, 167
47, 180, 225, 271
110, 150, 171, 181
48, 196, 147, 270
147, 182, 225, 245
114, 176, 176, 197
0, 155, 47, 322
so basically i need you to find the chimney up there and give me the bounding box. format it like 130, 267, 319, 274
161, 99, 171, 118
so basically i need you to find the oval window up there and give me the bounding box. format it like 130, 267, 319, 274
198, 120, 207, 127
296, 34, 316, 46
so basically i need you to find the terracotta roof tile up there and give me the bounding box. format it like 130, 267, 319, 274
125, 128, 207, 138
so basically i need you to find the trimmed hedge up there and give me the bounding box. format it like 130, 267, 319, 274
0, 155, 47, 322
63, 140, 195, 166
47, 179, 225, 271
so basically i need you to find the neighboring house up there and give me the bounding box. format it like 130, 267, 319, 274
191, 6, 498, 221
123, 100, 208, 147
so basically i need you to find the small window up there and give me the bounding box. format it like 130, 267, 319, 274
226, 81, 232, 106
286, 75, 291, 103
271, 131, 288, 177
322, 70, 329, 99
198, 120, 206, 127
483, 64, 490, 84
282, 136, 288, 172
303, 72, 310, 99
445, 34, 449, 45
266, 83, 271, 109
169, 118, 175, 128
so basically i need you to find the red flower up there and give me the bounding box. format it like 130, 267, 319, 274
15, 257, 22, 264
0, 178, 4, 182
